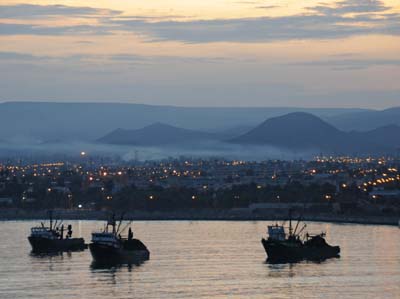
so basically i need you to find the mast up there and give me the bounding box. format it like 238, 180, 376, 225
111, 213, 116, 234
288, 209, 293, 236
106, 213, 116, 233
297, 224, 307, 236
293, 214, 302, 236
116, 213, 125, 234
119, 221, 133, 235
49, 210, 53, 230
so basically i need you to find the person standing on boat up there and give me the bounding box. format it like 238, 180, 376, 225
128, 227, 133, 240
67, 224, 73, 239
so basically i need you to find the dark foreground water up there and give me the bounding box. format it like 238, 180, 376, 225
0, 221, 399, 298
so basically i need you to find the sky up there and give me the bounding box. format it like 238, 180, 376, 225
0, 0, 399, 108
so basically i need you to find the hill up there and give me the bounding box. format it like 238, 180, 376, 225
231, 112, 400, 154
326, 107, 400, 131
0, 101, 369, 143
98, 123, 218, 146
349, 124, 400, 149
231, 112, 347, 151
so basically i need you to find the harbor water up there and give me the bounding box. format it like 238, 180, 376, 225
0, 221, 399, 298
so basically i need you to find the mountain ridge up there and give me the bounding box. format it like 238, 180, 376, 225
0, 101, 378, 142
98, 123, 219, 146
231, 112, 400, 154
0, 101, 399, 146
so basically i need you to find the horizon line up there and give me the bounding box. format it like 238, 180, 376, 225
0, 100, 398, 111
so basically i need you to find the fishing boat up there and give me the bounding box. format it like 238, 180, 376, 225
261, 212, 340, 262
89, 214, 150, 265
28, 211, 86, 253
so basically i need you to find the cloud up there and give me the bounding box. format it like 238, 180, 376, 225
0, 51, 230, 66
290, 58, 400, 70
308, 0, 390, 15
97, 0, 399, 43
75, 40, 95, 44
0, 4, 120, 35
0, 51, 115, 67
0, 23, 112, 35
113, 12, 400, 43
0, 4, 121, 19
234, 1, 260, 4
255, 5, 280, 10
109, 54, 231, 64
0, 1, 399, 42
0, 51, 50, 61
5, 49, 397, 71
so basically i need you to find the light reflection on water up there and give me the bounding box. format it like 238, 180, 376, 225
0, 221, 399, 298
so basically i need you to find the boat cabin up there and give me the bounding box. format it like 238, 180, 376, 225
30, 227, 57, 240
268, 225, 286, 241
91, 232, 120, 247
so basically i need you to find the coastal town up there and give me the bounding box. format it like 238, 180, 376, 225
0, 153, 399, 222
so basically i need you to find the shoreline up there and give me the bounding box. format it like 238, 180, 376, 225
0, 209, 398, 226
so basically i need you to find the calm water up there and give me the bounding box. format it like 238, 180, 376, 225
0, 221, 399, 298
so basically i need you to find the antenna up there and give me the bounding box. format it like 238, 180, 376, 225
297, 224, 307, 237
293, 215, 302, 236
48, 210, 53, 230
293, 208, 305, 235
288, 209, 293, 236
116, 212, 126, 234
111, 213, 116, 234
60, 224, 64, 240
119, 221, 133, 235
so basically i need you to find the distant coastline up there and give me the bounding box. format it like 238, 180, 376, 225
0, 209, 398, 226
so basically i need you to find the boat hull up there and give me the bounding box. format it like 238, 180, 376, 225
28, 236, 86, 253
262, 238, 340, 262
89, 243, 150, 265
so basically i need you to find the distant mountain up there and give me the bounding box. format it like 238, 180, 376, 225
231, 112, 400, 154
0, 101, 370, 143
350, 124, 400, 149
326, 107, 400, 131
231, 112, 347, 150
98, 123, 218, 146
213, 125, 255, 140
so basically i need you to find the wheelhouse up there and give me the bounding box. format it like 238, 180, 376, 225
30, 227, 57, 239
267, 225, 286, 241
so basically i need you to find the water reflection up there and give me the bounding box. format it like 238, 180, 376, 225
0, 221, 399, 299
90, 259, 147, 271
89, 260, 147, 287
265, 255, 340, 265
28, 251, 76, 272
266, 262, 296, 279
29, 251, 64, 258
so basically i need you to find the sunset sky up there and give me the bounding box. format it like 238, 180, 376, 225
1, 0, 399, 108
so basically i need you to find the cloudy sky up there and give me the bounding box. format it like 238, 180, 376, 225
0, 0, 399, 108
